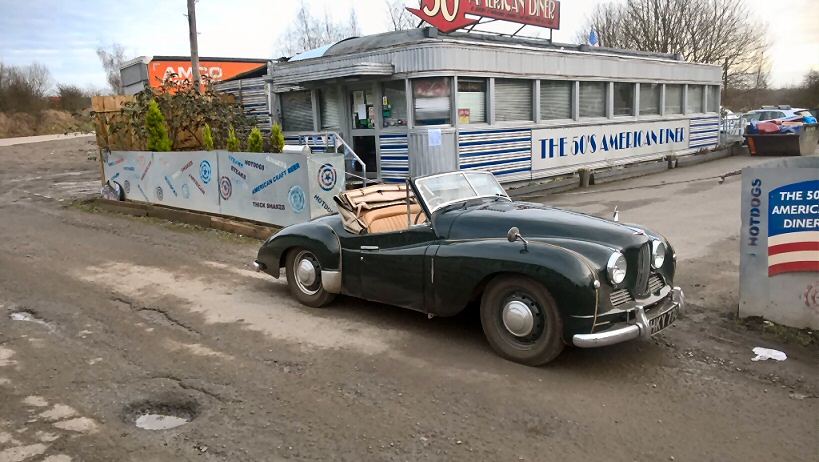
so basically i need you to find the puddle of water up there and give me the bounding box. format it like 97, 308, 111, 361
10, 312, 54, 332
135, 414, 190, 430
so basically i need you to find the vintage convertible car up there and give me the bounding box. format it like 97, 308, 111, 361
254, 171, 684, 366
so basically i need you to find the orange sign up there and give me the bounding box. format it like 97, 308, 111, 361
148, 60, 264, 87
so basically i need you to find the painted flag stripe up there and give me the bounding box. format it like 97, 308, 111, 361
768, 241, 819, 256
768, 261, 819, 276
768, 251, 819, 266
768, 231, 819, 246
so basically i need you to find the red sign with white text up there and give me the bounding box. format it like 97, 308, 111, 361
408, 0, 560, 34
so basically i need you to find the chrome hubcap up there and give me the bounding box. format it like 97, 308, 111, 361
297, 259, 317, 287
502, 300, 534, 337
293, 251, 320, 295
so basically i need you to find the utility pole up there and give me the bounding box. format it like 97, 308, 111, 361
187, 0, 202, 93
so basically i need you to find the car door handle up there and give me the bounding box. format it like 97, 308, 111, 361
360, 246, 379, 251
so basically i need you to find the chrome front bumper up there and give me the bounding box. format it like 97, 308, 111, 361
573, 286, 685, 348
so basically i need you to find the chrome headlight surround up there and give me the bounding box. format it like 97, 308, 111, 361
651, 240, 666, 269
607, 251, 627, 285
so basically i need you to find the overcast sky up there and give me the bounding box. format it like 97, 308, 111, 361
0, 0, 816, 91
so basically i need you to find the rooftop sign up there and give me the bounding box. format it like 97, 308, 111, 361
408, 0, 561, 34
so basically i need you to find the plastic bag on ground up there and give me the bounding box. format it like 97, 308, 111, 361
751, 347, 787, 361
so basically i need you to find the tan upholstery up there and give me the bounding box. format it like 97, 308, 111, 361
334, 183, 427, 234
360, 204, 426, 234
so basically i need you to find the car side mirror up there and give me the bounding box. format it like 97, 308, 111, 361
507, 227, 528, 249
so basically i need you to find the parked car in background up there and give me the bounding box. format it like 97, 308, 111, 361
254, 171, 684, 366
743, 105, 810, 125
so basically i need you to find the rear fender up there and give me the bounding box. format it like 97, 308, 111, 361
256, 222, 341, 280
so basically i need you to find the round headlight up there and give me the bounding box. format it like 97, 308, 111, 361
652, 240, 666, 269
607, 251, 627, 285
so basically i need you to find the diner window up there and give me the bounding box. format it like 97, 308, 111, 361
540, 80, 572, 120
687, 85, 703, 113
665, 84, 683, 115
350, 88, 376, 129
579, 81, 606, 118
639, 83, 661, 116
280, 90, 314, 132
495, 79, 533, 122
613, 82, 635, 116
382, 80, 408, 127
457, 78, 486, 124
413, 77, 451, 126
707, 85, 720, 113
319, 89, 340, 131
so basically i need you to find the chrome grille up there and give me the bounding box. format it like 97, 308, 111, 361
635, 243, 651, 296
610, 288, 634, 307
648, 274, 665, 293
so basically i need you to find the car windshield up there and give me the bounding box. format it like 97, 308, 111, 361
415, 171, 508, 212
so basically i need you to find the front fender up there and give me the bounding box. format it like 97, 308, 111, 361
256, 221, 341, 279
431, 239, 600, 340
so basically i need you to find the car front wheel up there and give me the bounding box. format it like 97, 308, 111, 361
480, 276, 564, 366
285, 248, 336, 308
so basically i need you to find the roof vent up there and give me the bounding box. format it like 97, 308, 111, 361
423, 27, 438, 38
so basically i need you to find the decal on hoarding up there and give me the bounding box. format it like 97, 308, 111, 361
231, 165, 247, 180
532, 120, 689, 172
245, 160, 265, 170
199, 160, 212, 184
155, 186, 164, 202
164, 176, 178, 197
747, 179, 763, 246
137, 184, 149, 201
318, 163, 338, 191
288, 185, 306, 213
173, 160, 194, 179
124, 166, 135, 172
253, 202, 286, 210
408, 0, 561, 34
314, 194, 333, 214
181, 183, 190, 199
767, 180, 819, 276
123, 179, 131, 193
141, 161, 152, 181
266, 155, 288, 169
189, 174, 206, 195
219, 176, 233, 201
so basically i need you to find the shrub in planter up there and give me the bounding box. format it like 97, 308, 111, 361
145, 100, 171, 152
270, 122, 285, 153
227, 125, 241, 152
203, 123, 214, 151
247, 127, 263, 152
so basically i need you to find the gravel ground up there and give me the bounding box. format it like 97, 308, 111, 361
0, 138, 816, 462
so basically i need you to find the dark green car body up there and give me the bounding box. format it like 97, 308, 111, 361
255, 194, 679, 345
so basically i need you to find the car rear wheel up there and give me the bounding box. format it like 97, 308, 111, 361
285, 248, 335, 308
480, 276, 564, 366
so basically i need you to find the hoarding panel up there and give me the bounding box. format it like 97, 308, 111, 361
103, 151, 153, 203
151, 151, 221, 214
217, 152, 311, 227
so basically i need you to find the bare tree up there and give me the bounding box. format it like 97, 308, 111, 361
348, 9, 361, 37
582, 0, 769, 102
96, 43, 127, 95
385, 0, 417, 31
0, 61, 53, 113
279, 1, 361, 56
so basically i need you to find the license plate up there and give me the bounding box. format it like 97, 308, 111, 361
649, 305, 679, 335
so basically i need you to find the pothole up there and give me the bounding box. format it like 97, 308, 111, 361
124, 398, 200, 431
